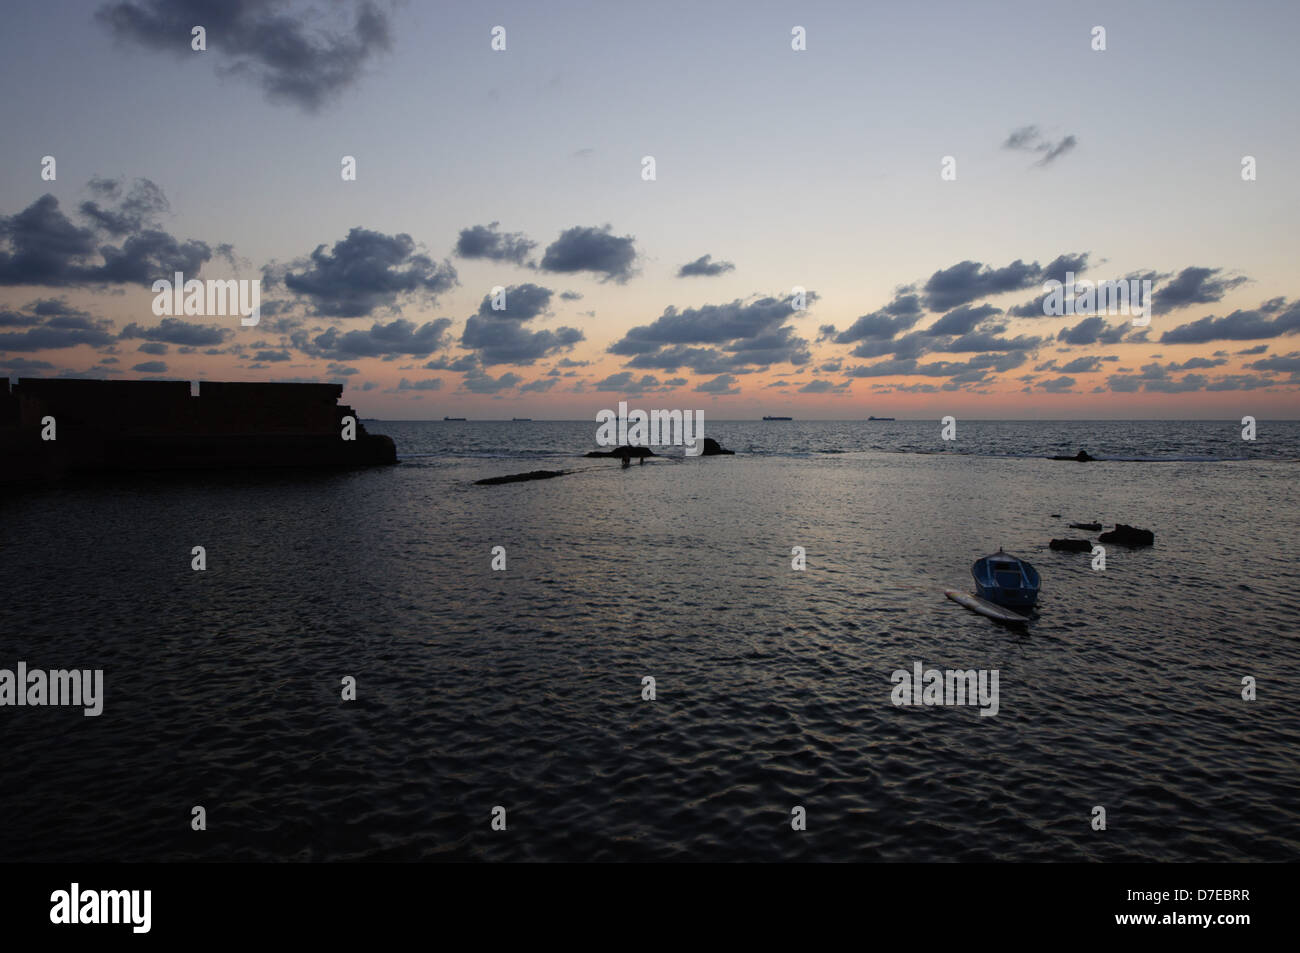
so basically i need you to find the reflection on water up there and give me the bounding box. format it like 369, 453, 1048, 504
1, 421, 1298, 861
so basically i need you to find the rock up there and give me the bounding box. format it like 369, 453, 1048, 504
1099, 523, 1155, 547
475, 469, 568, 485
1069, 522, 1103, 531
701, 437, 734, 455
585, 445, 656, 458
1050, 449, 1095, 461
1050, 538, 1093, 552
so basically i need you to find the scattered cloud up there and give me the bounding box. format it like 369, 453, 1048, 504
1003, 125, 1078, 166
96, 0, 393, 113
276, 227, 457, 318
677, 254, 735, 278
454, 222, 536, 265
539, 225, 637, 283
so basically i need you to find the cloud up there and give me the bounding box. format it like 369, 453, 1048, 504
1159, 300, 1300, 344
1143, 374, 1208, 393
677, 254, 736, 278
137, 341, 168, 355
0, 188, 213, 287
1153, 266, 1248, 313
1058, 356, 1104, 374
539, 225, 637, 282
934, 329, 1042, 353
0, 300, 117, 352
131, 360, 167, 373
594, 372, 665, 394
461, 369, 522, 394
0, 356, 55, 371
1005, 254, 1093, 316
1099, 361, 1260, 393
519, 377, 557, 393
78, 177, 169, 235
458, 284, 581, 366
96, 0, 393, 113
925, 303, 1002, 337
460, 318, 584, 366
610, 294, 813, 373
1036, 375, 1076, 393
921, 259, 1044, 311
694, 373, 740, 395
1246, 353, 1300, 375
1166, 356, 1225, 371
474, 283, 553, 321
845, 352, 1027, 385
454, 222, 536, 265
1002, 125, 1078, 166
834, 293, 924, 344
1205, 374, 1278, 391
120, 317, 231, 347
397, 377, 443, 391
1056, 317, 1128, 346
798, 379, 850, 394
296, 317, 452, 360
425, 353, 479, 372
277, 227, 457, 318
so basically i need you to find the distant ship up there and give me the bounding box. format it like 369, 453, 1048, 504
867, 416, 895, 421
762, 415, 793, 421
512, 417, 532, 421
443, 416, 466, 421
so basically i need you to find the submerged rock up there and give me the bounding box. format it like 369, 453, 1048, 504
475, 469, 568, 485
1099, 523, 1155, 547
1069, 522, 1103, 531
585, 445, 656, 458
1050, 449, 1096, 462
701, 437, 734, 455
1050, 538, 1093, 553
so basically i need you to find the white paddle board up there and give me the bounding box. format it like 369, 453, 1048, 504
945, 589, 1031, 625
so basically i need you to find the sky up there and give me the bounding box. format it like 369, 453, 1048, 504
1, 0, 1298, 419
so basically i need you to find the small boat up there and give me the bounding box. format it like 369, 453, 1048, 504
443, 416, 466, 421
762, 415, 793, 421
868, 415, 895, 421
512, 417, 532, 421
971, 550, 1040, 609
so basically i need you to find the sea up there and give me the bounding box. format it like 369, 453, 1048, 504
2, 419, 1298, 861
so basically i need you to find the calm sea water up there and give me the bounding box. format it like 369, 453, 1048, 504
2, 420, 1298, 861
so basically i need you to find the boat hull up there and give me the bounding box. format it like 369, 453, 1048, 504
974, 582, 1038, 608
971, 552, 1041, 609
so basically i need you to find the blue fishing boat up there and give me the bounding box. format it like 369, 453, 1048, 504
972, 550, 1040, 609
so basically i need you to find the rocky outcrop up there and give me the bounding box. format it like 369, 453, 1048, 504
585, 445, 656, 458
1099, 524, 1155, 547
1069, 522, 1103, 531
701, 437, 734, 455
475, 469, 568, 485
1050, 449, 1096, 461
1050, 538, 1093, 553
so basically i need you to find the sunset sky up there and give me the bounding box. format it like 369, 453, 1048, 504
2, 0, 1299, 418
